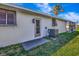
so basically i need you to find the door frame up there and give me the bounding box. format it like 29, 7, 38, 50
34, 18, 41, 37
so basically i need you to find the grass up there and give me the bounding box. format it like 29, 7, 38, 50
52, 29, 79, 56
0, 31, 79, 56
53, 34, 79, 56
77, 27, 79, 31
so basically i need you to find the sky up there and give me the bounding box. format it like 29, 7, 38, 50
16, 3, 79, 23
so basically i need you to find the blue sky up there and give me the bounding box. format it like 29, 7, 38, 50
16, 3, 79, 23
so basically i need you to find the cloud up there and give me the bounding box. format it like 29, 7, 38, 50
58, 12, 79, 22
35, 3, 52, 14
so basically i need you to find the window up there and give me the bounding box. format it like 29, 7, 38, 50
36, 20, 40, 34
52, 18, 57, 26
7, 11, 16, 24
0, 9, 16, 25
0, 9, 6, 24
35, 19, 40, 37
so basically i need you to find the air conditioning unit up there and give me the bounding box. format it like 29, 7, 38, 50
48, 29, 58, 38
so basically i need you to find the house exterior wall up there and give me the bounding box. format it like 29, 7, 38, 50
66, 21, 70, 32
34, 17, 53, 39
0, 11, 34, 47
67, 21, 76, 32
0, 4, 69, 47
49, 19, 67, 33
56, 20, 67, 33
0, 4, 53, 47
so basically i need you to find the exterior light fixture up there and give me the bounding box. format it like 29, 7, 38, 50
32, 18, 35, 23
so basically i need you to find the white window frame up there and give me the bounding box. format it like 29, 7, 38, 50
0, 8, 16, 26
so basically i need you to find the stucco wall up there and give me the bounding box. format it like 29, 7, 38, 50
57, 20, 67, 33
0, 4, 67, 47
49, 19, 67, 33
0, 11, 33, 47
0, 4, 53, 47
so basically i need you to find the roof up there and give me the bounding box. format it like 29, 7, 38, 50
1, 3, 53, 18
0, 3, 75, 23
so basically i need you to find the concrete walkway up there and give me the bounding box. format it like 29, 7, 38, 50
22, 38, 49, 51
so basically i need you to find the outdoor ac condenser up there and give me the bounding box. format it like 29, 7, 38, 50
48, 29, 58, 38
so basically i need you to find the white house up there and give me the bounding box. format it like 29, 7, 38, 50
0, 4, 76, 49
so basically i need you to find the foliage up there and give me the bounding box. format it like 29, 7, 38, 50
53, 4, 64, 16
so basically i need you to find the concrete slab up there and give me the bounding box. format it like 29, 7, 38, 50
22, 39, 49, 51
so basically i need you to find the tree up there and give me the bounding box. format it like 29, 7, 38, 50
53, 4, 64, 16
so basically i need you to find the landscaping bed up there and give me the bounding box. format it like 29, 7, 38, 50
0, 31, 78, 56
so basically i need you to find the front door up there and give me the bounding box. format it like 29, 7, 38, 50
35, 19, 41, 37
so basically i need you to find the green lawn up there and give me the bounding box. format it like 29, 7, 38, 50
0, 31, 79, 56
53, 33, 79, 56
